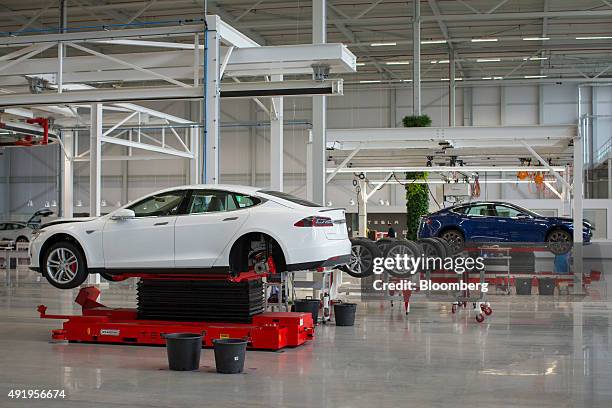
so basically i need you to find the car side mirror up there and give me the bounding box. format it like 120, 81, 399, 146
110, 208, 135, 221
516, 213, 530, 219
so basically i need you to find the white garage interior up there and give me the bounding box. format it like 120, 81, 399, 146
0, 1, 611, 407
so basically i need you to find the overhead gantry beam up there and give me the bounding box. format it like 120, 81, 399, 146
0, 80, 344, 107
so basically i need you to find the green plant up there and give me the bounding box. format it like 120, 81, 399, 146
402, 114, 432, 128
405, 172, 429, 240
403, 114, 431, 239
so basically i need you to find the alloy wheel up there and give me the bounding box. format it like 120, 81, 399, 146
547, 230, 571, 254
46, 247, 79, 284
441, 230, 464, 254
347, 244, 373, 276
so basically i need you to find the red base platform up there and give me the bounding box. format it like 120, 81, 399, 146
37, 287, 314, 350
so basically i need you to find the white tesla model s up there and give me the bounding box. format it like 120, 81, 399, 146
29, 185, 351, 289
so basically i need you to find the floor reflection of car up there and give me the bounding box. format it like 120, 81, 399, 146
0, 208, 54, 245
29, 185, 351, 289
417, 201, 593, 254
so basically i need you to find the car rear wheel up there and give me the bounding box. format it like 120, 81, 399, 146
42, 242, 88, 289
340, 238, 382, 278
546, 229, 572, 255
439, 229, 464, 254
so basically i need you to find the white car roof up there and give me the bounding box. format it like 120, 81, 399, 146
145, 184, 263, 196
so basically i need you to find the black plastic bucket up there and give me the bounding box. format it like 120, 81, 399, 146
538, 277, 556, 295
515, 278, 532, 295
293, 298, 320, 324
213, 338, 247, 374
334, 303, 357, 326
165, 333, 203, 371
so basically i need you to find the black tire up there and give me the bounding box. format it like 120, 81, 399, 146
546, 228, 572, 255
418, 237, 447, 258
340, 238, 382, 278
375, 237, 398, 255
431, 236, 454, 257
41, 241, 89, 289
15, 236, 29, 243
438, 229, 464, 254
383, 239, 422, 278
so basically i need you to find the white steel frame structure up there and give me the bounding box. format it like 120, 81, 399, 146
0, 15, 356, 217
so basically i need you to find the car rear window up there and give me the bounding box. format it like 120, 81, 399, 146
259, 190, 321, 207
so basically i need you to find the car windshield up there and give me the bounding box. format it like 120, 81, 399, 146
258, 190, 321, 207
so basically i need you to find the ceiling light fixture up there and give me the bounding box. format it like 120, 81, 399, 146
471, 38, 498, 42
477, 58, 501, 62
421, 39, 446, 44
493, 76, 503, 80
360, 80, 382, 83
523, 37, 550, 41
356, 62, 366, 66
524, 75, 547, 78
370, 42, 397, 47
576, 36, 612, 40
523, 56, 548, 61
386, 61, 410, 65
437, 60, 450, 64
482, 77, 492, 80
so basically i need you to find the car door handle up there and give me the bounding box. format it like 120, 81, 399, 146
154, 221, 169, 226
223, 217, 239, 221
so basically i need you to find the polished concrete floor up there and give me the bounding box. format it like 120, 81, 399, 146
0, 271, 611, 407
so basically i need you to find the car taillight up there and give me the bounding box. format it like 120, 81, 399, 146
424, 217, 432, 225
294, 216, 334, 227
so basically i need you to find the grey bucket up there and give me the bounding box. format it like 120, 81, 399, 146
165, 333, 202, 371
293, 298, 320, 324
334, 303, 357, 326
515, 278, 533, 295
538, 277, 556, 295
213, 338, 247, 374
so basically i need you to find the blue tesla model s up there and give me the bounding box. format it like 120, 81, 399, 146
417, 201, 593, 254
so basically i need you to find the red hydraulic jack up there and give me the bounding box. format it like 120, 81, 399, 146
37, 275, 315, 351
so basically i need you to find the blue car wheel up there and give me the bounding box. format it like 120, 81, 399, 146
439, 229, 464, 254
546, 229, 572, 255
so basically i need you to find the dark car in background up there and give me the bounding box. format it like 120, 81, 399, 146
417, 201, 593, 254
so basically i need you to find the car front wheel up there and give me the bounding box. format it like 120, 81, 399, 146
42, 242, 89, 289
546, 229, 572, 255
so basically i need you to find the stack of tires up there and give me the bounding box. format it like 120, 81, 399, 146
340, 236, 452, 279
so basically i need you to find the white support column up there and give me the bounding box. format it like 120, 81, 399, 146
412, 0, 421, 115
311, 0, 327, 205
562, 164, 570, 216
204, 21, 221, 184
61, 131, 73, 218
189, 126, 200, 184
608, 158, 612, 199
500, 86, 506, 126
90, 103, 102, 217
463, 87, 473, 126
89, 103, 102, 285
270, 74, 284, 191
538, 84, 545, 124
358, 179, 367, 237
449, 51, 456, 126
573, 131, 584, 293
306, 130, 313, 200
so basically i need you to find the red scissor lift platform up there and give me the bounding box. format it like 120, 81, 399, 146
38, 273, 315, 351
